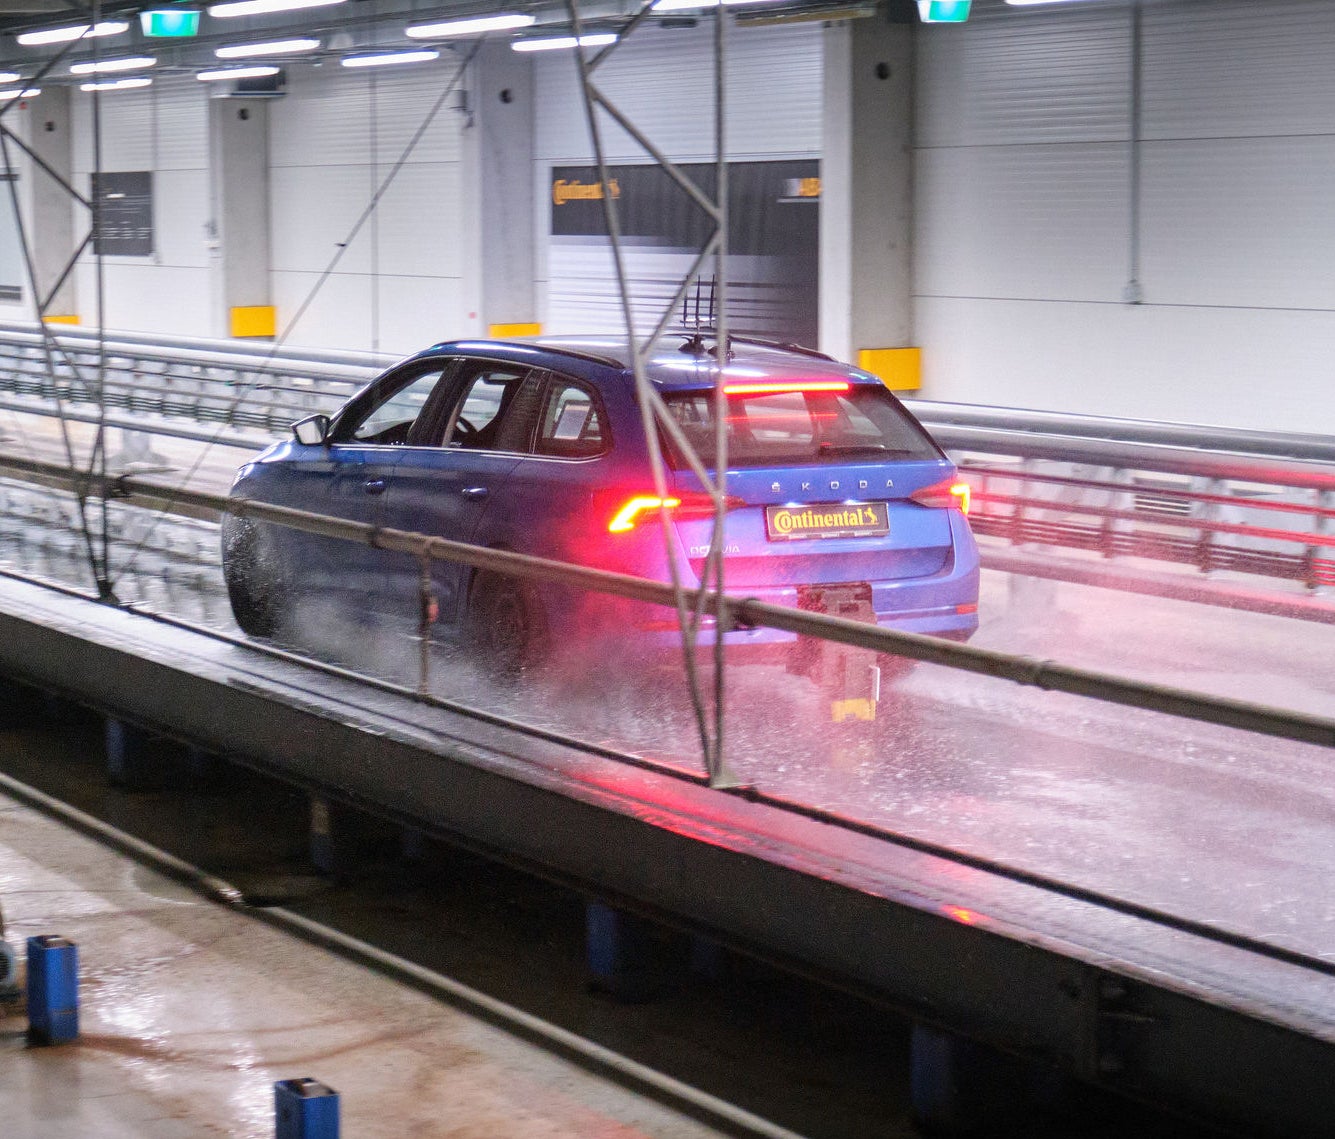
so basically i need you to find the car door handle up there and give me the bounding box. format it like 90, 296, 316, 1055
460, 486, 489, 500
364, 478, 386, 495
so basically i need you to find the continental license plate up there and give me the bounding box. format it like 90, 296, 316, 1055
765, 502, 890, 542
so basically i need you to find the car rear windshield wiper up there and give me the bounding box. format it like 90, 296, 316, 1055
817, 442, 892, 456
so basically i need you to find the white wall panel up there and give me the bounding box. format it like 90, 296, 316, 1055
1143, 0, 1335, 140
1141, 136, 1335, 310
913, 0, 1335, 429
916, 296, 1335, 436
370, 65, 464, 167
916, 143, 1128, 302
374, 163, 462, 279
268, 63, 469, 353
535, 23, 823, 163
270, 165, 376, 276
916, 0, 1131, 149
73, 263, 213, 337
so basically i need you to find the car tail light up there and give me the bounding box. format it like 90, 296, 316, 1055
608, 492, 743, 533
910, 478, 971, 515
722, 380, 851, 396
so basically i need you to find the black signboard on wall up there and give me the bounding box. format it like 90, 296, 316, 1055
549, 159, 820, 349
92, 171, 153, 257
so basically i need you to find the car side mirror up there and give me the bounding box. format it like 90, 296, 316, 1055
292, 414, 331, 447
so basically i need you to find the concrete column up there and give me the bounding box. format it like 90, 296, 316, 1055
209, 98, 273, 339
27, 88, 77, 320
819, 16, 915, 383
471, 43, 536, 334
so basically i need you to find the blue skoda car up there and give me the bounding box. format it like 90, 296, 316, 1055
222, 334, 979, 673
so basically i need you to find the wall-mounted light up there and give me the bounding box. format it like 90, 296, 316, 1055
80, 77, 152, 92
340, 50, 440, 68
208, 0, 345, 17
918, 0, 971, 21
406, 13, 535, 39
70, 56, 157, 75
511, 33, 618, 52
197, 65, 280, 81
215, 37, 320, 58
17, 21, 128, 46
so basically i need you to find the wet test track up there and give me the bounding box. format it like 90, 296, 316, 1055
0, 465, 1331, 1135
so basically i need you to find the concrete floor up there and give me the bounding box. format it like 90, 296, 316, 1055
0, 790, 739, 1139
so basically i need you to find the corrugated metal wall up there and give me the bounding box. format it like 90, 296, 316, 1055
71, 75, 214, 336
534, 22, 823, 335
914, 0, 1335, 432
269, 61, 471, 353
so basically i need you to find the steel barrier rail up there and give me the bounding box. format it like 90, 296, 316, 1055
0, 321, 1332, 603
907, 399, 1335, 465
0, 449, 1330, 754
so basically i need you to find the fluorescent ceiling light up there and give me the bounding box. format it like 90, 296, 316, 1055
653, 0, 786, 9
341, 49, 439, 68
80, 77, 152, 92
209, 0, 345, 17
512, 33, 617, 51
216, 37, 320, 58
1005, 0, 1093, 4
197, 65, 280, 80
0, 88, 40, 100
0, 72, 20, 83
70, 56, 157, 75
17, 21, 129, 46
406, 13, 534, 39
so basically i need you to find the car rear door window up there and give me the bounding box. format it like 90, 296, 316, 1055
535, 377, 607, 458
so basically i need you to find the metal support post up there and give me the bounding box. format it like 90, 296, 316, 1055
105, 718, 165, 789
26, 935, 78, 1045
585, 899, 660, 1001
308, 797, 352, 879
275, 1078, 340, 1139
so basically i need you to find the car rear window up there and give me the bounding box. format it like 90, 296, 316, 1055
662, 385, 941, 468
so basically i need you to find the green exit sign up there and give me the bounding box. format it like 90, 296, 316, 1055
918, 0, 971, 21
139, 9, 201, 37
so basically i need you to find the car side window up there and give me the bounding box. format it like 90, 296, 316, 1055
535, 377, 608, 458
335, 366, 450, 445
443, 367, 531, 451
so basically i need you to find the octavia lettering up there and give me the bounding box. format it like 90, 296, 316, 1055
765, 502, 890, 542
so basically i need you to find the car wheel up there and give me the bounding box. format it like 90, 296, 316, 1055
222, 518, 287, 639
467, 571, 546, 677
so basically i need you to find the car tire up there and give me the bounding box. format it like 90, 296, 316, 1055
466, 571, 547, 678
222, 518, 287, 639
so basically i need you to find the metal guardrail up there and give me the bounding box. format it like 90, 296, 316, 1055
0, 448, 1330, 757
0, 321, 1331, 608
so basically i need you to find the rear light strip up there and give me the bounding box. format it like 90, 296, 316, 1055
721, 380, 851, 396
608, 492, 744, 533
909, 478, 972, 515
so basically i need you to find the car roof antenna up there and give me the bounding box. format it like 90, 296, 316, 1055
679, 275, 710, 356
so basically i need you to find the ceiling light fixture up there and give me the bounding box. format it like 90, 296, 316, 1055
0, 72, 20, 84
17, 21, 128, 46
652, 0, 787, 10
0, 88, 40, 100
341, 49, 440, 68
80, 77, 152, 92
208, 0, 345, 18
215, 37, 320, 58
70, 56, 157, 75
406, 13, 535, 39
511, 33, 617, 51
197, 65, 280, 80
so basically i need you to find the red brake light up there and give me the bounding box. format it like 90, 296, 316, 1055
721, 380, 851, 396
910, 478, 971, 515
608, 492, 743, 533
